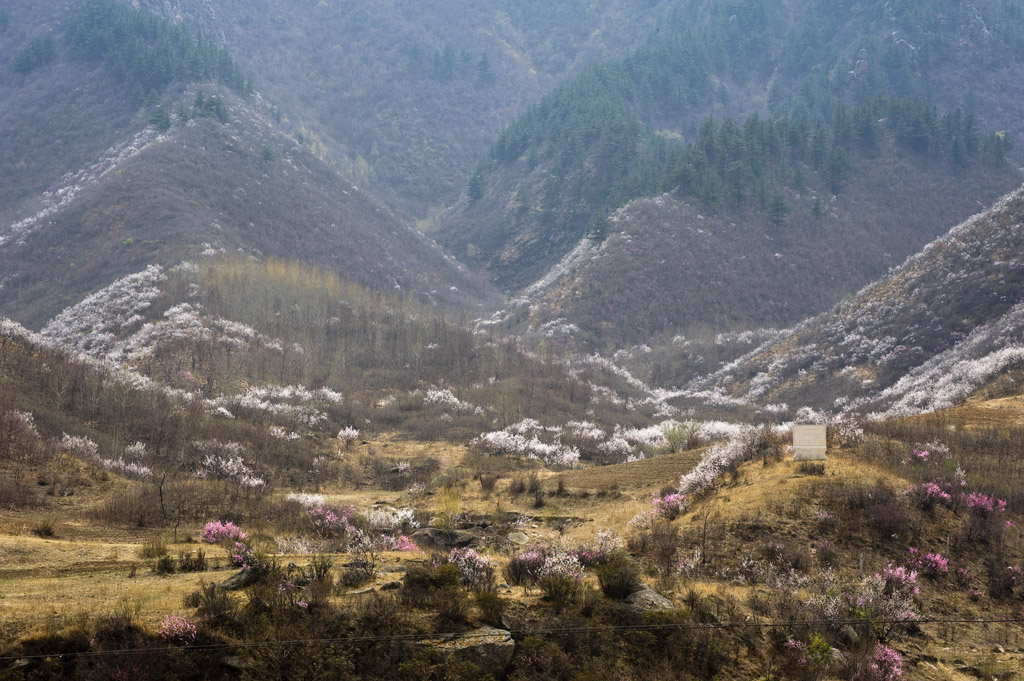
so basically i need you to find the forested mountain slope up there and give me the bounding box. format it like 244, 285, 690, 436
0, 0, 500, 329
131, 0, 692, 222
436, 0, 1024, 342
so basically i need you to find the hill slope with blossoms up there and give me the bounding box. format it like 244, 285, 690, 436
673, 185, 1024, 419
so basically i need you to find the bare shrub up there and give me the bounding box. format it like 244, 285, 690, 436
184, 582, 236, 627
539, 574, 579, 610
178, 549, 208, 572
596, 554, 644, 599
797, 462, 826, 476
508, 476, 527, 495
139, 539, 168, 559
31, 516, 57, 538
474, 589, 509, 626
434, 588, 471, 630
357, 593, 402, 634
91, 486, 163, 527
478, 473, 497, 494
152, 555, 175, 575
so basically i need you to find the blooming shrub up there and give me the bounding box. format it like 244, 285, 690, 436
504, 548, 547, 587
230, 541, 268, 573
539, 546, 584, 581
906, 481, 952, 512
678, 430, 754, 495
202, 521, 247, 544
653, 492, 687, 520
194, 440, 265, 489
391, 535, 418, 552
781, 633, 834, 680
964, 492, 1007, 518
963, 491, 1009, 541
881, 564, 920, 595
368, 507, 419, 533
337, 426, 360, 446
0, 411, 39, 446
849, 566, 919, 639
852, 643, 903, 681
308, 505, 357, 538
444, 548, 494, 591
907, 548, 948, 579
158, 614, 197, 645
55, 433, 99, 459
286, 492, 325, 508
574, 530, 624, 567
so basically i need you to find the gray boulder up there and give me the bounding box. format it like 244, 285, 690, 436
625, 589, 675, 612
411, 527, 479, 550
506, 531, 529, 546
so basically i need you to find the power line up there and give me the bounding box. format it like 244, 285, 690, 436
3, 615, 1022, 662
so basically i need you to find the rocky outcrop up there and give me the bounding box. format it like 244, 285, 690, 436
410, 527, 480, 550
417, 626, 515, 677
624, 588, 675, 612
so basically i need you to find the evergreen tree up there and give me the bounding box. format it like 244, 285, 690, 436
467, 169, 486, 202
766, 194, 789, 228
149, 106, 172, 132
476, 53, 495, 86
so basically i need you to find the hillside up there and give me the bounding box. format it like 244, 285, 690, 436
131, 0, 693, 222
494, 142, 1018, 347
674, 185, 1024, 419
3, 359, 1023, 680
0, 1, 501, 328
434, 0, 1024, 341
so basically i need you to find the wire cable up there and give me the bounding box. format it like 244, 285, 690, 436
3, 615, 1022, 662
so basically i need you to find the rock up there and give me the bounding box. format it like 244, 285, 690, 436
993, 644, 1005, 653
956, 666, 983, 678
220, 569, 258, 591
347, 585, 377, 595
840, 625, 860, 647
411, 527, 479, 550
417, 627, 515, 677
506, 531, 529, 546
829, 648, 848, 670
624, 589, 675, 612
379, 580, 402, 591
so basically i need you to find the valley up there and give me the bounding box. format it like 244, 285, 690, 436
2, 1, 1024, 679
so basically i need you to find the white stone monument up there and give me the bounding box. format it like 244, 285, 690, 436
792, 424, 827, 461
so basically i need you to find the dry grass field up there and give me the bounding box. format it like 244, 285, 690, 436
3, 411, 1024, 679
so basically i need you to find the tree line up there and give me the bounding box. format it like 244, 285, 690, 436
65, 0, 250, 107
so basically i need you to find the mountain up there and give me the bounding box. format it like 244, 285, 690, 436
130, 0, 693, 222
675, 185, 1024, 419
434, 0, 1024, 343
0, 1, 501, 329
